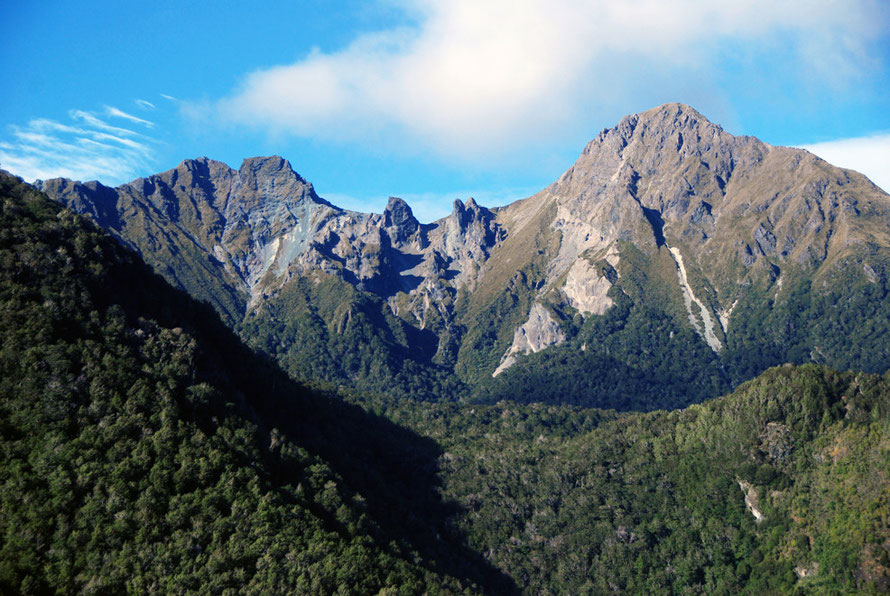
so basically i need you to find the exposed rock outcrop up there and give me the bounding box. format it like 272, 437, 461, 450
561, 258, 614, 316
493, 303, 567, 376
668, 246, 722, 352
738, 480, 764, 523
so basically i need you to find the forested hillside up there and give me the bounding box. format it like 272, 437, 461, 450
382, 365, 890, 593
0, 171, 507, 594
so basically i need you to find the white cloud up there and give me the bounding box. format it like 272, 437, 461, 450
135, 99, 156, 111
213, 0, 885, 162
799, 134, 890, 193
105, 106, 155, 128
69, 110, 144, 137
0, 106, 158, 184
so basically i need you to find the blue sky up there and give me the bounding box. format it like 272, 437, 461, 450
2, 0, 888, 222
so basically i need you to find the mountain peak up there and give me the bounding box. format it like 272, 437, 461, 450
239, 155, 305, 181
383, 197, 419, 243
177, 156, 229, 170
567, 102, 750, 185
452, 197, 480, 214
230, 155, 318, 207
640, 102, 709, 122
641, 103, 721, 134
602, 103, 724, 146
385, 196, 411, 211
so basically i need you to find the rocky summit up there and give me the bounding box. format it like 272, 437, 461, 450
40, 103, 890, 408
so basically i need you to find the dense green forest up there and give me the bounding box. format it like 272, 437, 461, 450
0, 172, 506, 594
378, 365, 890, 593
2, 171, 890, 593
473, 278, 729, 411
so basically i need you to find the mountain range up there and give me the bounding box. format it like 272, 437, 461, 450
4, 102, 890, 592
39, 103, 890, 410
2, 168, 889, 592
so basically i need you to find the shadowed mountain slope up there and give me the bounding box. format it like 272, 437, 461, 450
381, 364, 890, 593
0, 171, 514, 594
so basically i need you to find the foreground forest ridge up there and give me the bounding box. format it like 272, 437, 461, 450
2, 103, 890, 594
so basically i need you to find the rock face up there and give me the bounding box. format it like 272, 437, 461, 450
40, 157, 503, 328
562, 258, 614, 316
493, 303, 567, 377
504, 102, 890, 296
738, 480, 764, 523
40, 104, 890, 407
669, 246, 723, 352
474, 103, 890, 378
39, 156, 330, 322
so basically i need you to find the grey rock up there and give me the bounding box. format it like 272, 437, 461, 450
39, 102, 890, 382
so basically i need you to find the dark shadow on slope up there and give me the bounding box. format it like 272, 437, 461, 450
100, 244, 518, 593
396, 273, 426, 294
475, 351, 725, 412
641, 207, 666, 247
391, 250, 426, 275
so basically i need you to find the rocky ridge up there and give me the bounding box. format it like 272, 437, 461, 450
40, 157, 505, 328
39, 103, 890, 405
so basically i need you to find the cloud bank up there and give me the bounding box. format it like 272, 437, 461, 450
216, 0, 886, 161
0, 107, 157, 184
